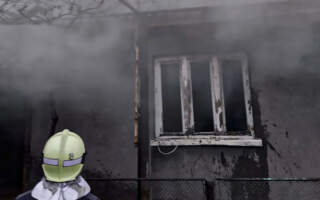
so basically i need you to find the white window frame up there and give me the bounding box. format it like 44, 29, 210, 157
152, 53, 262, 147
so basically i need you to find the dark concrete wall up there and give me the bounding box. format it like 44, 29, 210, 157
0, 67, 26, 190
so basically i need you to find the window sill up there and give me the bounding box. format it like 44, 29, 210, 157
150, 135, 262, 147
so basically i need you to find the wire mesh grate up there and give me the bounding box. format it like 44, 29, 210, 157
215, 178, 320, 200
87, 178, 207, 200
87, 177, 320, 200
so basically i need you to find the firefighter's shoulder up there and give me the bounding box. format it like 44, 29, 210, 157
15, 190, 36, 200
79, 193, 100, 200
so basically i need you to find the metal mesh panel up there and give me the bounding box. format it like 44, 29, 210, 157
87, 178, 207, 200
215, 178, 320, 200
149, 180, 206, 200
87, 177, 320, 200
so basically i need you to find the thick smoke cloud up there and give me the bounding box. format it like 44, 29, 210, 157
0, 18, 133, 99
0, 15, 138, 185
1, 0, 316, 100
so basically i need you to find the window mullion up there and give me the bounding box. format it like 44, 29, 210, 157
241, 56, 255, 136
180, 57, 194, 134
211, 57, 226, 132
154, 60, 163, 137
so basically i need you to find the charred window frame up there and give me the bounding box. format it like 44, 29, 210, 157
152, 53, 261, 146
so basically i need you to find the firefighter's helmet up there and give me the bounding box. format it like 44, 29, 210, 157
42, 129, 85, 182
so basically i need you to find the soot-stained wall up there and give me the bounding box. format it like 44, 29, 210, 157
0, 67, 26, 192
252, 21, 320, 200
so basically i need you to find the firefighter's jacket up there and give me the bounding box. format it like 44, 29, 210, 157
15, 176, 100, 200
15, 191, 99, 200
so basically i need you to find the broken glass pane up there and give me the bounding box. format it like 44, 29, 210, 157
190, 61, 214, 132
221, 60, 248, 132
161, 63, 183, 133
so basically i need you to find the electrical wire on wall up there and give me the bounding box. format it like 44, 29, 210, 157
157, 145, 178, 155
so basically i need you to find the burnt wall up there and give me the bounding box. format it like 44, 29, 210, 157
251, 22, 320, 200
0, 67, 26, 196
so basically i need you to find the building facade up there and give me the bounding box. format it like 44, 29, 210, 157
1, 0, 320, 199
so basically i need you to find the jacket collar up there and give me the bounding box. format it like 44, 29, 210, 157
31, 176, 90, 200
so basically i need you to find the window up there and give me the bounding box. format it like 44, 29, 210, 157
152, 53, 262, 146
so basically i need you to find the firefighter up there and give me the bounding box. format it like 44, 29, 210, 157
16, 129, 100, 200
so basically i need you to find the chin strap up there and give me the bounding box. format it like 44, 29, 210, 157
31, 176, 90, 200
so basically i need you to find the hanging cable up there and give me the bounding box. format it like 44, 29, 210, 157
157, 145, 178, 156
